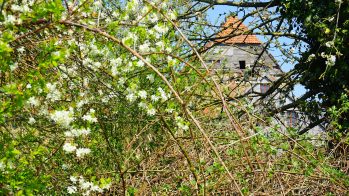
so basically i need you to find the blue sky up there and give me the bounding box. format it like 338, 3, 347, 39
206, 5, 306, 97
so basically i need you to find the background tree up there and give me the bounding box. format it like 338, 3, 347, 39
195, 0, 349, 135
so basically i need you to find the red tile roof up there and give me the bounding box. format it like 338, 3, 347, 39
214, 16, 261, 45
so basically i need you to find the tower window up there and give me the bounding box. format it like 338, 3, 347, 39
239, 61, 246, 69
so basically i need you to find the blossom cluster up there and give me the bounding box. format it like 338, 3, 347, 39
1, 0, 187, 194
67, 176, 111, 195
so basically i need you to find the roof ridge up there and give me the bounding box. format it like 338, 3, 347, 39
216, 16, 261, 44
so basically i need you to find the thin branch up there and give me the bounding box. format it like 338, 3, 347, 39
196, 0, 280, 8
298, 118, 325, 135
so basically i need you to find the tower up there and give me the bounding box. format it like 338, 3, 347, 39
205, 16, 283, 99
204, 16, 325, 134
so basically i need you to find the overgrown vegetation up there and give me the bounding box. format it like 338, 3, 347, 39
0, 0, 348, 195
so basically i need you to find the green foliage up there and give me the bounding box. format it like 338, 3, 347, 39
281, 0, 349, 132
329, 93, 349, 131
0, 138, 51, 194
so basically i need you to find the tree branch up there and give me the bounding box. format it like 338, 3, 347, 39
298, 118, 325, 135
269, 90, 316, 116
196, 0, 280, 8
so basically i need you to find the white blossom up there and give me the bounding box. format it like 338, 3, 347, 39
63, 143, 77, 153
148, 13, 159, 23
151, 95, 159, 102
148, 29, 155, 36
176, 116, 189, 131
126, 93, 136, 102
46, 83, 62, 102
82, 114, 97, 123
179, 123, 189, 131
101, 96, 110, 103
39, 105, 49, 115
139, 42, 151, 53
67, 185, 77, 194
0, 162, 4, 171
138, 90, 147, 99
154, 24, 169, 34
326, 55, 336, 66
335, 0, 343, 4
28, 117, 36, 125
147, 108, 156, 116
110, 58, 122, 75
158, 87, 169, 101
17, 46, 25, 53
79, 176, 85, 184
5, 15, 17, 24
166, 47, 172, 53
22, 4, 31, 12
136, 60, 144, 67
320, 52, 327, 58
126, 61, 134, 70
12, 4, 31, 12
11, 5, 21, 12
80, 181, 93, 189
165, 108, 174, 113
10, 63, 18, 71
52, 51, 61, 57
155, 41, 165, 50
65, 128, 91, 137
307, 54, 316, 62
110, 58, 122, 66
93, 0, 102, 8
50, 109, 74, 127
110, 64, 119, 76
70, 176, 78, 183
118, 77, 126, 85
112, 11, 119, 18
82, 58, 92, 66
146, 74, 154, 83
325, 41, 334, 48
76, 148, 91, 158
138, 102, 147, 109
90, 185, 103, 192
92, 62, 102, 69
27, 97, 40, 107
77, 100, 88, 108
90, 44, 100, 55
169, 10, 177, 20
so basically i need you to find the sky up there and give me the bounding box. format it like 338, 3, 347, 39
206, 5, 306, 97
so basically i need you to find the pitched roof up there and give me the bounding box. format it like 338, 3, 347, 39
215, 16, 261, 45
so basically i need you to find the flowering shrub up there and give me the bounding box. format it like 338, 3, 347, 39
0, 0, 200, 194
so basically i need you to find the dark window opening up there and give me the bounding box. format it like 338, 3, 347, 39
260, 84, 270, 94
239, 61, 246, 69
